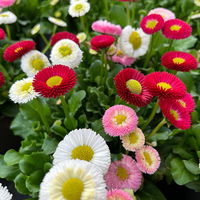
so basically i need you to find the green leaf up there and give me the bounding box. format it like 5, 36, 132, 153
183, 160, 200, 175
186, 180, 200, 192
14, 173, 30, 194
173, 146, 193, 159
64, 113, 78, 130
4, 149, 22, 166
42, 137, 59, 155
173, 36, 197, 51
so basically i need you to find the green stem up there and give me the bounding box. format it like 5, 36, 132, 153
148, 118, 166, 138
167, 39, 174, 51
80, 16, 88, 34
125, 2, 131, 25
143, 100, 159, 129
40, 32, 49, 45
100, 51, 105, 85
103, 0, 109, 19
5, 25, 11, 40
131, 2, 135, 26
60, 95, 68, 118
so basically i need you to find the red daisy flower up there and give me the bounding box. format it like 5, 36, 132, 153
114, 68, 153, 107
3, 40, 36, 62
33, 65, 76, 98
0, 72, 5, 88
50, 31, 80, 46
162, 19, 192, 40
144, 72, 186, 99
159, 93, 195, 113
161, 51, 198, 72
90, 35, 115, 51
0, 28, 6, 40
140, 14, 164, 34
159, 101, 191, 130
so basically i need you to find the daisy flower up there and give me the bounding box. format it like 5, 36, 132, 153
48, 16, 67, 27
120, 128, 145, 152
9, 77, 39, 104
39, 160, 106, 200
92, 20, 122, 35
159, 100, 191, 130
135, 145, 160, 174
0, 0, 16, 8
21, 50, 51, 77
53, 128, 110, 174
0, 28, 6, 40
77, 32, 87, 43
31, 24, 41, 35
119, 26, 150, 58
33, 65, 76, 98
3, 40, 36, 62
71, 0, 88, 3
161, 51, 198, 72
68, 1, 90, 17
0, 72, 5, 88
144, 72, 187, 99
50, 39, 83, 68
104, 155, 142, 191
0, 183, 13, 200
148, 8, 175, 22
50, 31, 79, 46
107, 189, 133, 200
114, 68, 153, 107
140, 14, 164, 34
102, 105, 138, 137
162, 19, 192, 40
90, 35, 115, 51
0, 11, 17, 24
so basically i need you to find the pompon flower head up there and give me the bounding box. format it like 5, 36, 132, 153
50, 39, 83, 68
140, 14, 164, 34
0, 11, 17, 24
159, 101, 191, 130
21, 50, 51, 77
148, 8, 175, 22
9, 77, 38, 104
0, 28, 6, 40
104, 155, 142, 191
90, 35, 115, 51
120, 128, 145, 152
114, 68, 153, 107
162, 19, 192, 40
53, 128, 111, 174
119, 26, 150, 58
92, 20, 122, 35
144, 72, 187, 99
33, 65, 76, 98
3, 40, 36, 62
50, 31, 79, 46
0, 72, 5, 88
68, 1, 90, 17
161, 51, 198, 72
0, 0, 16, 8
107, 189, 133, 200
48, 16, 67, 27
39, 160, 106, 200
102, 105, 138, 137
0, 183, 13, 200
135, 145, 160, 174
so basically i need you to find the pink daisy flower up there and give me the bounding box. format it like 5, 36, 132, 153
102, 105, 138, 137
104, 155, 143, 191
0, 0, 16, 8
0, 28, 6, 40
107, 189, 133, 200
135, 145, 161, 174
92, 20, 122, 36
148, 7, 175, 22
120, 128, 145, 152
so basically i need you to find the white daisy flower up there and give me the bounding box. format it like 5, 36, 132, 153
77, 32, 87, 43
21, 50, 51, 77
119, 26, 150, 58
31, 24, 40, 35
70, 0, 87, 3
0, 183, 13, 200
48, 16, 67, 27
68, 1, 90, 17
9, 77, 39, 104
39, 160, 106, 200
50, 39, 83, 68
53, 128, 111, 174
0, 11, 17, 25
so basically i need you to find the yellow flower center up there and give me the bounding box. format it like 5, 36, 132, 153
116, 166, 129, 181
170, 25, 181, 31
0, 14, 9, 17
172, 57, 185, 65
170, 109, 179, 120
74, 4, 83, 11
146, 20, 158, 29
143, 151, 153, 165
157, 82, 172, 90
116, 50, 123, 56
62, 178, 84, 200
14, 47, 23, 53
59, 46, 72, 56
114, 115, 127, 125
21, 82, 32, 91
126, 79, 142, 94
46, 76, 63, 88
129, 31, 142, 50
31, 58, 45, 70
178, 100, 186, 108
129, 131, 138, 144
71, 145, 94, 161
